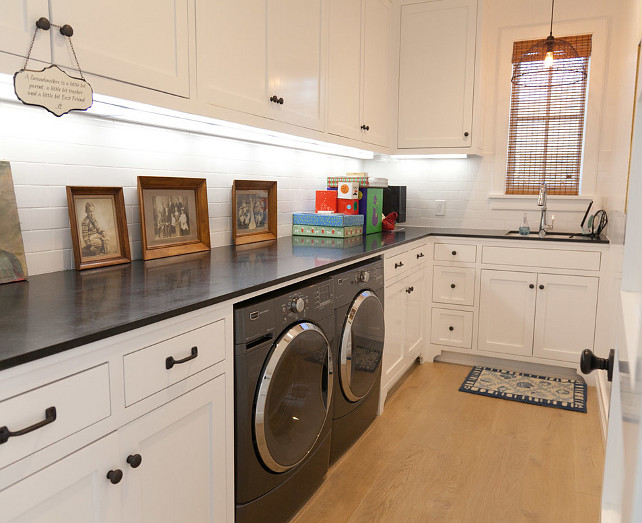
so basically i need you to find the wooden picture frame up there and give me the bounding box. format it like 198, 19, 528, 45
66, 186, 131, 271
232, 180, 277, 245
138, 176, 211, 261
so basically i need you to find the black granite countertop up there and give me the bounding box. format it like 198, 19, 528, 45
0, 227, 607, 371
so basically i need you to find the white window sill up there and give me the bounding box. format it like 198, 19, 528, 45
488, 194, 595, 211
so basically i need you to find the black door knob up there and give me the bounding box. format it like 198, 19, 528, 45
529, 284, 535, 289
539, 284, 544, 290
106, 469, 123, 484
464, 131, 469, 137
580, 349, 615, 382
449, 326, 454, 331
450, 283, 456, 289
451, 251, 457, 255
127, 454, 143, 468
36, 17, 51, 30
59, 24, 74, 37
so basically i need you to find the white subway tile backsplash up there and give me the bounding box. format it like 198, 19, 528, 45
22, 230, 53, 253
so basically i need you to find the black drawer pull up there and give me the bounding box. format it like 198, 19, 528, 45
451, 250, 457, 256
106, 469, 123, 484
0, 406, 57, 444
449, 326, 454, 331
450, 283, 456, 289
127, 454, 143, 469
406, 286, 414, 293
166, 346, 198, 369
416, 253, 424, 259
394, 261, 404, 269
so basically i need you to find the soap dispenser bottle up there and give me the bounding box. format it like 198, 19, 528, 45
519, 213, 530, 236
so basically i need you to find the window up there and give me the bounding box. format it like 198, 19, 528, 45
505, 34, 592, 195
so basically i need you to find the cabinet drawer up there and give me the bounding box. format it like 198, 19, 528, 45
385, 251, 411, 279
434, 243, 477, 263
408, 243, 428, 270
0, 364, 111, 469
124, 319, 225, 406
431, 308, 473, 349
432, 266, 475, 306
481, 246, 601, 271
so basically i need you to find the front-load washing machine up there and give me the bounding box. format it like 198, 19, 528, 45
234, 276, 334, 523
330, 259, 385, 463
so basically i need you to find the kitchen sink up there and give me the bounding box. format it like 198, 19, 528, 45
505, 230, 586, 240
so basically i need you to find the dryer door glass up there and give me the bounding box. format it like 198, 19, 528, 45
340, 290, 385, 402
254, 322, 333, 473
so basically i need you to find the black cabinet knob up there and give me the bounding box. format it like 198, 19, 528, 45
106, 469, 123, 484
449, 326, 454, 331
580, 349, 615, 382
451, 251, 457, 256
529, 284, 535, 289
36, 17, 51, 30
539, 284, 544, 290
450, 283, 456, 289
464, 131, 469, 137
127, 454, 143, 469
59, 24, 74, 37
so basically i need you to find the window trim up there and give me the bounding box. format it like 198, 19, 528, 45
491, 18, 608, 206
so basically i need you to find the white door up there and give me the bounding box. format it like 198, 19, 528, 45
327, 0, 362, 141
361, 0, 391, 146
382, 278, 407, 390
478, 269, 536, 356
195, 0, 269, 117
267, 0, 324, 130
0, 433, 121, 523
397, 0, 476, 148
533, 273, 599, 362
119, 376, 228, 523
0, 0, 50, 67
405, 268, 425, 358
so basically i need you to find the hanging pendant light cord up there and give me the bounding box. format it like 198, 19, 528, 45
549, 0, 555, 37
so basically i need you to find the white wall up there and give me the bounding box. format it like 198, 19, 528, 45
0, 99, 362, 275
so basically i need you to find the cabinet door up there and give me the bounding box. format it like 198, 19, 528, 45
361, 0, 390, 146
382, 278, 408, 389
267, 0, 324, 130
50, 0, 190, 97
397, 0, 477, 148
0, 433, 121, 523
478, 270, 537, 356
533, 274, 599, 362
405, 268, 425, 358
327, 0, 362, 141
195, 0, 269, 118
119, 376, 228, 523
0, 0, 50, 66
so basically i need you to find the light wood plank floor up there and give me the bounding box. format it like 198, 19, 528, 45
292, 362, 604, 523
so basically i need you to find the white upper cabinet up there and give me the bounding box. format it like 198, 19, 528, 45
0, 0, 51, 65
397, 0, 477, 149
328, 0, 391, 146
51, 0, 190, 96
196, 0, 325, 131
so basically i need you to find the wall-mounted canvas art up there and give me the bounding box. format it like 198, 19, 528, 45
0, 162, 27, 284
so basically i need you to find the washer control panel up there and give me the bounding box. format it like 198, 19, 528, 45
277, 280, 333, 324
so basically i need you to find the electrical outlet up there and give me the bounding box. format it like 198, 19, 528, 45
435, 200, 446, 216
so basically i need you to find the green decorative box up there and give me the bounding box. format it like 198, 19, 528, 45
327, 174, 369, 187
292, 224, 363, 238
358, 187, 383, 235
292, 212, 364, 227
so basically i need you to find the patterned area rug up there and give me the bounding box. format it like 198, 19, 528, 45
459, 366, 587, 413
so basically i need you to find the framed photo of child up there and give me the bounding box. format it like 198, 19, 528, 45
138, 176, 211, 260
66, 186, 131, 270
232, 180, 277, 245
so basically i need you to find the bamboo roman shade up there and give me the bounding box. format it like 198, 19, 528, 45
506, 34, 592, 195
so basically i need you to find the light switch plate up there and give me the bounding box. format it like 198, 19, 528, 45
435, 200, 446, 216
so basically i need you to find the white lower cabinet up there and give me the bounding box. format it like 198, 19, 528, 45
430, 308, 473, 349
478, 269, 599, 362
0, 433, 122, 523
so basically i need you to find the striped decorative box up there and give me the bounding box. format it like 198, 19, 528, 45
292, 213, 364, 227
292, 224, 363, 238
327, 175, 369, 188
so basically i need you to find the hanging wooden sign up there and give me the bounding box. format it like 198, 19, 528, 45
14, 65, 93, 117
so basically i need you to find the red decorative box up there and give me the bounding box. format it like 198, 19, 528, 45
315, 190, 337, 213
337, 199, 358, 215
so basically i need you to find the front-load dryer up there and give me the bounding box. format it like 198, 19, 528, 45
330, 259, 385, 463
234, 277, 334, 523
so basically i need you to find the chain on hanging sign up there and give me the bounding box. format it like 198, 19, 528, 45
13, 17, 93, 117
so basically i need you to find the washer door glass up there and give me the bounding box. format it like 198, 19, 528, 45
340, 290, 385, 402
254, 322, 333, 473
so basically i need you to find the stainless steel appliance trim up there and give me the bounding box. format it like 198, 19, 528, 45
254, 322, 333, 473
340, 290, 384, 403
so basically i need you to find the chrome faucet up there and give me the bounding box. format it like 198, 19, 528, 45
537, 183, 554, 236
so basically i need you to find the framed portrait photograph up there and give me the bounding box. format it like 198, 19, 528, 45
232, 180, 277, 245
66, 186, 131, 271
138, 176, 211, 260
